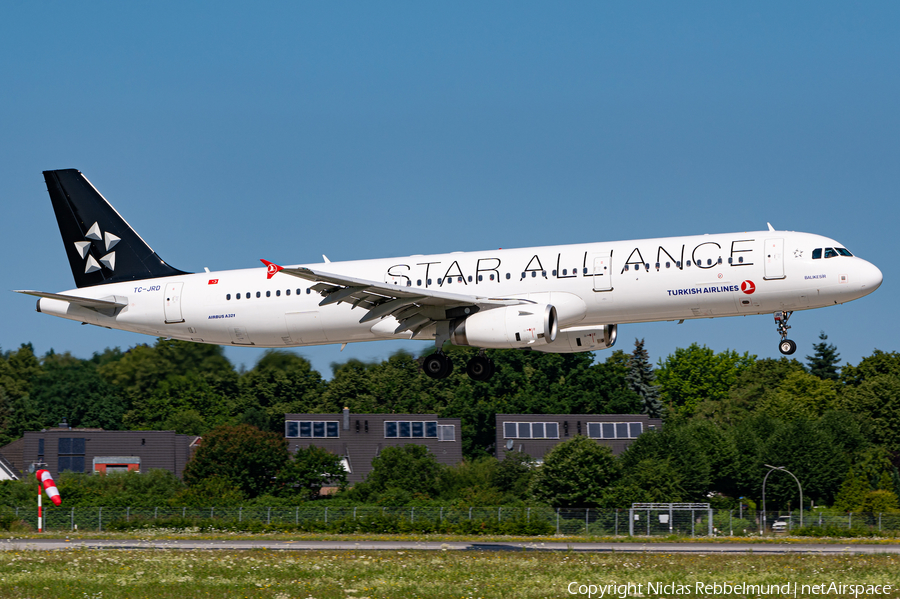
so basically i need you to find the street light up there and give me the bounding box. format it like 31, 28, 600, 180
762, 464, 803, 532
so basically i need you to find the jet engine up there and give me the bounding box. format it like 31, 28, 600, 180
531, 324, 617, 353
451, 304, 558, 349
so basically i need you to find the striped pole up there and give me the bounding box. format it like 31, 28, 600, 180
37, 488, 42, 533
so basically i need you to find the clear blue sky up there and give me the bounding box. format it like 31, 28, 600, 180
2, 2, 898, 376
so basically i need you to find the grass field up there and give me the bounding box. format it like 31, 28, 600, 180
0, 550, 898, 599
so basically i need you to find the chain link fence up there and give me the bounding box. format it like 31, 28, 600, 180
2, 505, 899, 536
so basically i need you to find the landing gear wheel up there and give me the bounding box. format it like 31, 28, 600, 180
422, 353, 453, 379
466, 355, 495, 381
779, 339, 797, 355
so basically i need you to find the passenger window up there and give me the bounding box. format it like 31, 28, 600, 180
506, 273, 511, 280
583, 268, 588, 275
438, 278, 443, 284
666, 262, 671, 268
718, 257, 723, 264
707, 259, 712, 266
427, 279, 432, 285
624, 265, 629, 271
246, 291, 251, 298
812, 248, 822, 259
256, 291, 261, 298
532, 271, 537, 278
266, 291, 271, 297
738, 257, 743, 263
459, 277, 463, 283
490, 274, 494, 280
686, 261, 691, 267
226, 294, 231, 300
655, 263, 660, 269
306, 288, 310, 294
562, 269, 567, 275
824, 248, 838, 258
286, 289, 291, 296
276, 290, 281, 297
446, 278, 451, 284
236, 293, 241, 300
417, 279, 422, 286
467, 276, 472, 282
676, 261, 682, 268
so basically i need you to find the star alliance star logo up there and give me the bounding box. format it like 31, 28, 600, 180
793, 249, 803, 258
73, 222, 119, 274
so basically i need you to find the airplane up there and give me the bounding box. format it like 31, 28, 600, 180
16, 169, 883, 381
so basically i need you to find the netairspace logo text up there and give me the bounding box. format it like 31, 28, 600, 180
567, 581, 893, 598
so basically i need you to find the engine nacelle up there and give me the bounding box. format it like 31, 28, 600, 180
451, 304, 558, 349
531, 324, 617, 354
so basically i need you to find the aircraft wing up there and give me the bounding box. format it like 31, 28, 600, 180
261, 260, 530, 336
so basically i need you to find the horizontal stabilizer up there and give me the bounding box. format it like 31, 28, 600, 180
14, 290, 127, 310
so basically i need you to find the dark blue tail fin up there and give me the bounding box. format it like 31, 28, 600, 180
43, 169, 189, 288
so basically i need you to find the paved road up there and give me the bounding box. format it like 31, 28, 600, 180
2, 538, 899, 554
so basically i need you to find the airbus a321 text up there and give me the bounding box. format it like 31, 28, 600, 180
16, 170, 883, 381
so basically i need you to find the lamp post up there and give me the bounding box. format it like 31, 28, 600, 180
762, 464, 803, 532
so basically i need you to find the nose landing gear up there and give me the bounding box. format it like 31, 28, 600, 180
775, 311, 797, 355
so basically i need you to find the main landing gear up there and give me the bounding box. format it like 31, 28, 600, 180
774, 310, 797, 355
421, 351, 496, 381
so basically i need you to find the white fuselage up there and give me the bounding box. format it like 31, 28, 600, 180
36, 230, 883, 349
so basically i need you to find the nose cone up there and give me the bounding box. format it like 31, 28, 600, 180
858, 259, 883, 296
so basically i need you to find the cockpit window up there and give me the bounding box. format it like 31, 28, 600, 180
837, 247, 853, 257
812, 248, 822, 260
824, 248, 838, 258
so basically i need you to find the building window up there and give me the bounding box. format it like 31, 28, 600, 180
586, 422, 644, 439
285, 421, 339, 438
502, 422, 560, 439
438, 424, 455, 441
58, 437, 86, 473
384, 421, 439, 438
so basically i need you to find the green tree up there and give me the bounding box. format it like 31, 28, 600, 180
841, 350, 900, 387
697, 358, 805, 427
757, 370, 839, 421
834, 468, 872, 512
761, 419, 848, 508
492, 451, 536, 500
627, 339, 662, 418
183, 424, 289, 498
617, 418, 713, 502
656, 344, 754, 416
807, 332, 841, 381
30, 351, 127, 430
279, 445, 347, 501
357, 444, 444, 501
529, 436, 619, 508
237, 350, 326, 432
841, 375, 900, 454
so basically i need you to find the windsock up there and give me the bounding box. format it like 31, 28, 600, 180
35, 469, 61, 506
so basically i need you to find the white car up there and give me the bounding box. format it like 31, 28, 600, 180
771, 518, 790, 532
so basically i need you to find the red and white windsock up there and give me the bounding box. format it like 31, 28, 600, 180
35, 470, 61, 506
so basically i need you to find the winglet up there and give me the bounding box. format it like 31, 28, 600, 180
260, 259, 284, 279
767, 222, 775, 232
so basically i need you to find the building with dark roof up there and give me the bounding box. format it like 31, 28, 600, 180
1, 421, 199, 478
284, 408, 462, 484
495, 413, 662, 461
